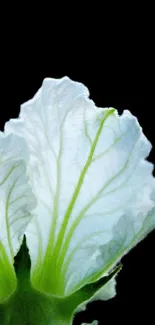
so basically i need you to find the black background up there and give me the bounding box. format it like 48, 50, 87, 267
0, 62, 154, 325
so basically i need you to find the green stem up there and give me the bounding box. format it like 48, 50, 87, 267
0, 239, 73, 325
0, 237, 121, 325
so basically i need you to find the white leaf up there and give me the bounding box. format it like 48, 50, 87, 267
83, 204, 155, 288
5, 77, 155, 297
0, 132, 35, 302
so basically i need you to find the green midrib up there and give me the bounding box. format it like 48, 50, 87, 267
53, 109, 115, 258
38, 108, 115, 294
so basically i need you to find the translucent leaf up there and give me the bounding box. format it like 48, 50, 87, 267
5, 77, 155, 297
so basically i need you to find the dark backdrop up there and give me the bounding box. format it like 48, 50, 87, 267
0, 67, 154, 325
